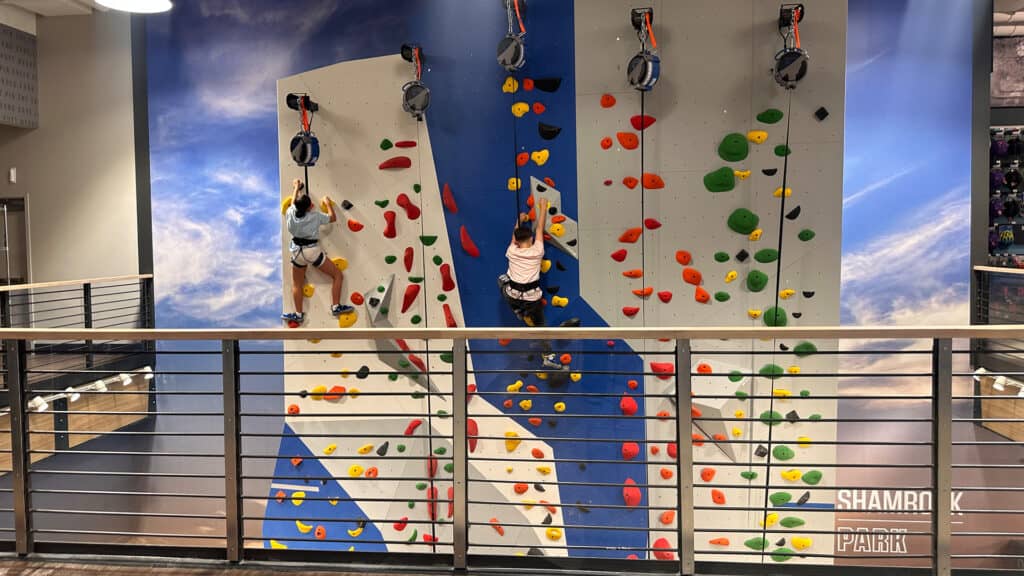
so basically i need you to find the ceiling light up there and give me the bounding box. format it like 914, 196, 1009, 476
141, 366, 154, 380
64, 387, 80, 402
27, 396, 47, 413
994, 376, 1008, 392
94, 380, 108, 393
973, 367, 988, 382
96, 0, 173, 14
120, 374, 133, 386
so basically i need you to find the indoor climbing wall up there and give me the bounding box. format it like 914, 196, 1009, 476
272, 54, 565, 555
574, 0, 846, 565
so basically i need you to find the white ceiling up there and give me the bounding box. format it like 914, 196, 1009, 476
0, 0, 106, 17
996, 0, 1024, 37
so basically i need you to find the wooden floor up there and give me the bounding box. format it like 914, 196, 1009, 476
0, 559, 437, 575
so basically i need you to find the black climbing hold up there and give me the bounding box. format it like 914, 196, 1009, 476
547, 286, 560, 294
534, 483, 546, 492
779, 343, 790, 351
549, 420, 558, 428
776, 538, 786, 547
542, 514, 552, 525
802, 291, 815, 298
299, 390, 308, 398
320, 478, 328, 485
539, 123, 562, 140
548, 206, 558, 215
560, 317, 581, 327
736, 249, 749, 262
785, 206, 801, 220
536, 184, 548, 193
785, 410, 801, 423
556, 261, 567, 271
792, 312, 803, 319
548, 371, 570, 387
341, 200, 354, 210
368, 298, 381, 307
567, 239, 578, 247
357, 365, 370, 379
575, 501, 591, 513
520, 371, 530, 378
814, 106, 830, 121
534, 77, 562, 92
797, 491, 811, 505
377, 441, 389, 456
755, 445, 769, 458
578, 462, 586, 470
527, 547, 545, 557
763, 168, 779, 176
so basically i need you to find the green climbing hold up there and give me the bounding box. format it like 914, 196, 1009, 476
774, 144, 791, 157
432, 255, 443, 265
770, 492, 793, 506
385, 255, 397, 264
735, 390, 749, 399
714, 251, 730, 263
380, 138, 394, 150
740, 470, 759, 480
398, 359, 411, 368
444, 462, 454, 473
809, 414, 822, 421
763, 306, 788, 327
802, 470, 823, 485
757, 108, 784, 124
380, 306, 389, 315
794, 341, 818, 357
416, 482, 428, 490
760, 364, 784, 379
703, 167, 736, 193
374, 199, 390, 208
408, 528, 418, 540
420, 235, 438, 247
745, 537, 769, 551
714, 291, 731, 303
773, 445, 795, 461
409, 277, 425, 284
412, 391, 424, 399
780, 516, 805, 529
411, 315, 422, 325
727, 208, 760, 235
413, 183, 422, 193
718, 133, 750, 162
437, 294, 448, 302
437, 409, 450, 419
747, 269, 769, 292
754, 249, 779, 264
440, 352, 453, 363
760, 410, 784, 426
408, 501, 416, 509
771, 548, 795, 563
799, 389, 810, 398
798, 229, 816, 242
388, 373, 399, 381
728, 370, 744, 383
397, 444, 407, 452
434, 446, 447, 455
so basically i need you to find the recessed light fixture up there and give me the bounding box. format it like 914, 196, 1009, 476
64, 387, 81, 402
96, 0, 173, 14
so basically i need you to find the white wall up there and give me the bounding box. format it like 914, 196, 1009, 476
0, 11, 137, 283
0, 5, 36, 36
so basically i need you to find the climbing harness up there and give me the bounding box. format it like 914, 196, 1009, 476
287, 93, 320, 167
497, 0, 527, 72
400, 44, 430, 121
774, 4, 808, 90
626, 8, 659, 91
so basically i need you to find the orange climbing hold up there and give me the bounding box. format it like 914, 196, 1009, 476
287, 404, 300, 415
490, 518, 505, 536
600, 93, 616, 108
691, 406, 702, 419
526, 385, 539, 392
442, 183, 458, 214
650, 362, 674, 380
658, 290, 672, 303
528, 417, 542, 426
623, 478, 642, 507
660, 510, 676, 525
675, 250, 692, 266
275, 490, 285, 503
622, 269, 643, 278
631, 115, 656, 131
643, 173, 665, 189
696, 363, 713, 374
324, 385, 345, 401
682, 267, 703, 285
711, 489, 726, 505
560, 353, 572, 364
600, 136, 613, 150
514, 483, 529, 495
651, 445, 660, 455
644, 218, 661, 230
551, 215, 566, 224
701, 467, 716, 482
503, 399, 513, 409
365, 466, 379, 478
516, 152, 529, 166
653, 537, 675, 560
498, 338, 511, 346
544, 177, 555, 187
667, 442, 678, 459
657, 410, 671, 420
350, 292, 364, 306
623, 306, 639, 317
531, 448, 545, 459
291, 457, 303, 467
523, 78, 535, 91
632, 287, 654, 297
619, 227, 642, 243
532, 102, 546, 115
692, 433, 706, 447
611, 249, 627, 262
347, 218, 364, 232
623, 176, 639, 189
695, 286, 711, 303
315, 525, 326, 540
660, 467, 674, 480
617, 132, 639, 150
709, 537, 730, 546
622, 442, 640, 460
712, 433, 727, 442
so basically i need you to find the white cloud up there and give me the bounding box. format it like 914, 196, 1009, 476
847, 48, 891, 75
843, 162, 924, 208
211, 169, 268, 195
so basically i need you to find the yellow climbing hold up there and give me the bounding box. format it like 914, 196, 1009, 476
270, 539, 288, 549
531, 149, 550, 166
338, 310, 358, 328
320, 198, 333, 213
348, 464, 365, 477
781, 469, 802, 481
554, 402, 566, 413
551, 296, 569, 307
536, 371, 548, 380
324, 443, 337, 455
291, 491, 306, 506
332, 257, 348, 271
358, 444, 374, 455
747, 130, 768, 144
502, 76, 519, 93
330, 352, 343, 358
303, 284, 315, 298
760, 512, 779, 527
347, 526, 364, 538
734, 409, 745, 418
549, 223, 565, 237
748, 228, 763, 241
734, 169, 751, 180
506, 466, 514, 473
773, 187, 792, 198
311, 385, 327, 400
570, 372, 582, 382
507, 380, 524, 393
725, 270, 738, 283
732, 427, 743, 437
537, 465, 552, 475
773, 388, 791, 398
280, 196, 293, 215
779, 288, 796, 300
787, 365, 801, 374
296, 520, 313, 534
748, 309, 763, 319
522, 499, 536, 509
348, 546, 355, 552
792, 536, 812, 551
340, 369, 351, 378
540, 259, 551, 273
546, 527, 563, 541
512, 102, 529, 117
508, 177, 522, 191
308, 338, 322, 344
519, 399, 533, 411
797, 436, 812, 448
505, 431, 522, 452
329, 498, 339, 506
349, 387, 360, 398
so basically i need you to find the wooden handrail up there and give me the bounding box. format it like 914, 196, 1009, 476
974, 265, 1024, 276
0, 274, 153, 293
0, 325, 1020, 341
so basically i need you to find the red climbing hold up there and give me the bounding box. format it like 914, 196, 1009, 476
428, 457, 438, 479
675, 250, 692, 266
350, 292, 364, 306
394, 517, 409, 531
467, 418, 478, 452
427, 485, 438, 520
622, 306, 640, 318
514, 483, 529, 495
442, 183, 458, 214
503, 399, 513, 408
551, 215, 566, 224
396, 193, 420, 220
622, 269, 643, 278
440, 263, 456, 292
404, 246, 414, 273
623, 176, 639, 189
700, 467, 716, 482
523, 78, 535, 91
667, 442, 678, 459
643, 173, 665, 190
650, 362, 675, 380
409, 353, 427, 373
651, 445, 660, 455
657, 291, 672, 303
600, 93, 617, 108
603, 179, 613, 186
616, 132, 639, 150
378, 156, 412, 170
692, 433, 706, 447
404, 419, 423, 436
620, 394, 638, 416
607, 340, 616, 348
517, 152, 529, 167
543, 177, 555, 187
402, 284, 420, 314
627, 379, 639, 390
443, 303, 457, 328
460, 226, 480, 258
630, 114, 656, 131
275, 490, 286, 503
696, 363, 712, 374
532, 102, 546, 115
632, 286, 654, 298
711, 489, 726, 505
528, 417, 542, 426
559, 353, 572, 364
395, 140, 417, 148
383, 210, 397, 238
644, 218, 662, 230
291, 457, 303, 467
347, 218, 364, 232
695, 286, 711, 304
682, 267, 703, 286
447, 486, 455, 519
622, 442, 640, 460
526, 385, 539, 392
623, 478, 642, 507
619, 227, 642, 243
531, 448, 545, 459
467, 384, 476, 401
600, 137, 613, 150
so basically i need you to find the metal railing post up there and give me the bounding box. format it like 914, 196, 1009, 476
675, 338, 695, 575
82, 282, 93, 368
222, 339, 242, 562
142, 277, 156, 352
7, 339, 31, 555
0, 292, 10, 329
932, 338, 952, 576
451, 338, 468, 571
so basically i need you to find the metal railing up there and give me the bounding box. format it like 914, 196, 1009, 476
0, 325, 1019, 576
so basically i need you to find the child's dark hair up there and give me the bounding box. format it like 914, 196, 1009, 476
294, 194, 312, 217
514, 226, 533, 243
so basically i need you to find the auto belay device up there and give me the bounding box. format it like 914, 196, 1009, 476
286, 93, 320, 167
497, 0, 526, 71
626, 7, 659, 91
774, 3, 808, 90
400, 44, 430, 121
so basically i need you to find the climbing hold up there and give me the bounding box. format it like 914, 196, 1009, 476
763, 307, 788, 327
619, 227, 642, 243
734, 169, 751, 180
760, 512, 780, 528
659, 467, 674, 481
357, 443, 374, 455
538, 122, 561, 140
511, 102, 529, 117
401, 284, 421, 314
653, 538, 675, 561
600, 136, 613, 150
439, 263, 455, 292
741, 471, 758, 480
643, 173, 665, 189
348, 465, 364, 477
779, 288, 796, 300
794, 342, 817, 357
644, 217, 662, 230
537, 465, 552, 475
516, 152, 529, 167
773, 387, 792, 397
531, 149, 550, 166
760, 364, 785, 380
394, 140, 416, 148
404, 419, 423, 436
623, 478, 642, 507
791, 536, 812, 551
395, 193, 420, 220
384, 255, 398, 265
727, 208, 760, 234
724, 271, 738, 284
704, 167, 736, 193
746, 270, 769, 292
620, 394, 639, 416
657, 290, 673, 303
632, 287, 653, 298
709, 537, 730, 546
718, 133, 750, 162
507, 177, 522, 192
798, 229, 815, 241
600, 93, 616, 108
549, 223, 565, 237
456, 225, 481, 258
700, 467, 716, 482
505, 431, 521, 452
760, 410, 784, 426
747, 130, 768, 144
695, 286, 711, 303
711, 489, 726, 505
802, 470, 822, 485
786, 410, 802, 423
622, 442, 640, 460
532, 102, 546, 115
780, 516, 805, 528
534, 77, 561, 92
758, 108, 784, 124
379, 138, 394, 151
519, 399, 533, 411
623, 176, 639, 189
382, 210, 397, 239
714, 251, 729, 263
546, 527, 563, 541
771, 548, 795, 563
296, 519, 313, 534
745, 537, 769, 551
379, 156, 412, 170
773, 445, 795, 461
443, 303, 457, 328
622, 269, 643, 278
770, 492, 793, 506
551, 296, 569, 307
673, 252, 693, 268
682, 267, 702, 285
749, 228, 763, 241
660, 510, 676, 525
616, 132, 639, 150
747, 309, 763, 320
514, 482, 529, 495
755, 249, 780, 263
554, 402, 566, 413
732, 427, 743, 437
650, 362, 674, 380
502, 76, 519, 93
667, 442, 678, 459
610, 249, 628, 262
630, 115, 656, 131
711, 290, 730, 303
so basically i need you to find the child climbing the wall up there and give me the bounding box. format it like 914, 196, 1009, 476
282, 178, 354, 325
501, 195, 549, 328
